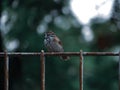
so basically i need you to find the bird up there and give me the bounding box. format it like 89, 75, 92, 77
44, 31, 69, 60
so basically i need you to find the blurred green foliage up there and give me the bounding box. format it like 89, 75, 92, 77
0, 0, 119, 90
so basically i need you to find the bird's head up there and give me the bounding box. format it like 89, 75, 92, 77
45, 31, 56, 39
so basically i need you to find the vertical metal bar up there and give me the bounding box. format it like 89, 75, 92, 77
4, 51, 9, 90
119, 51, 120, 90
40, 50, 45, 90
80, 50, 83, 90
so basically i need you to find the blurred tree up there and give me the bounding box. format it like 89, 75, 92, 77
0, 31, 4, 90
0, 0, 119, 90
0, 0, 4, 89
111, 0, 120, 30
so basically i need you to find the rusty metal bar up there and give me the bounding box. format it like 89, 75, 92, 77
0, 52, 119, 57
40, 50, 45, 90
4, 51, 9, 90
119, 51, 120, 90
80, 50, 83, 90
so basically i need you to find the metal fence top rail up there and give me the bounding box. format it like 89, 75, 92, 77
0, 51, 119, 57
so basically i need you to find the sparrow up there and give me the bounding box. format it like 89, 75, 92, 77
44, 31, 69, 60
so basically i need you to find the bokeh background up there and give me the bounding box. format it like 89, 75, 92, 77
0, 0, 120, 90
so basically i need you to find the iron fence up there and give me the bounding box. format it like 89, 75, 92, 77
0, 50, 120, 90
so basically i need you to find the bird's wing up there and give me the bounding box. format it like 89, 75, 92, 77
53, 36, 64, 52
53, 36, 62, 46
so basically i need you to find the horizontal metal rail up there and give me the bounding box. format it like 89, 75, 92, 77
0, 52, 119, 57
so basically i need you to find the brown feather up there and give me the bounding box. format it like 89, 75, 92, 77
53, 36, 62, 46
44, 31, 70, 60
